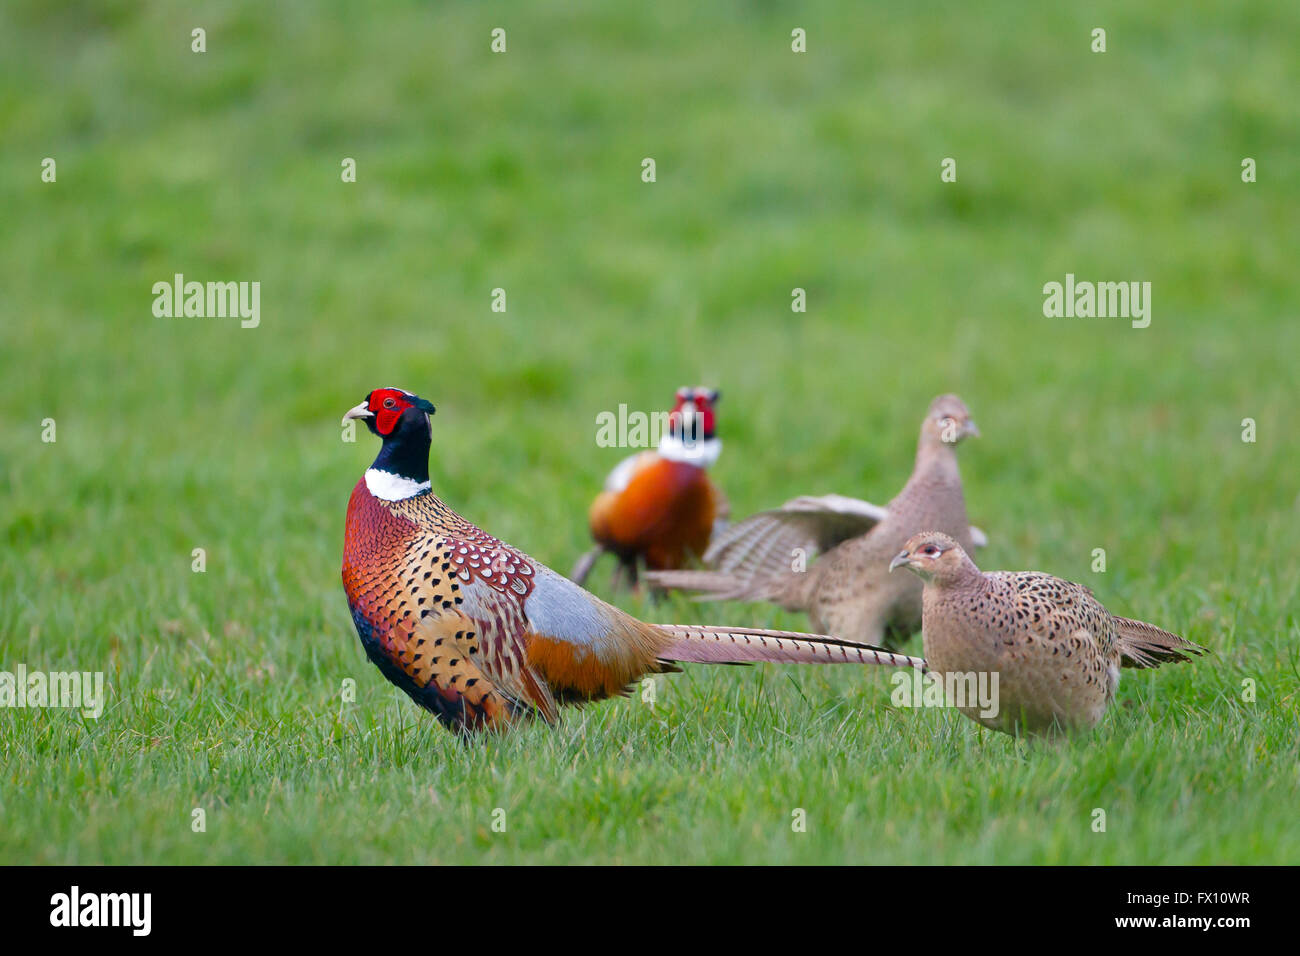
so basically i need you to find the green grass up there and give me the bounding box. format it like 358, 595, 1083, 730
2, 0, 1298, 864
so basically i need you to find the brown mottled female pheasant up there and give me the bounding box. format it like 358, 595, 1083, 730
890, 531, 1204, 736
341, 387, 923, 734
647, 394, 987, 649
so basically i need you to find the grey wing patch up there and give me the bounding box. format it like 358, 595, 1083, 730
523, 565, 619, 654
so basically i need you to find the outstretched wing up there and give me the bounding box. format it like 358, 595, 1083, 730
703, 494, 888, 579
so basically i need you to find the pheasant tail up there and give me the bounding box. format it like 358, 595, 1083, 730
1113, 616, 1206, 669
654, 625, 925, 669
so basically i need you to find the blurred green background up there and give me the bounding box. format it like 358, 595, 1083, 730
1, 1, 1297, 863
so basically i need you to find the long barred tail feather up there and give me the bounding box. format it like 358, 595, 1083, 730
654, 624, 926, 670
1114, 616, 1206, 669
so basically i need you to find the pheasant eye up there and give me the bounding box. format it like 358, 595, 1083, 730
382, 397, 396, 409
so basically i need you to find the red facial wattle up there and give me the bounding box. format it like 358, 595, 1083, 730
370, 389, 413, 436
696, 403, 716, 437
667, 403, 715, 441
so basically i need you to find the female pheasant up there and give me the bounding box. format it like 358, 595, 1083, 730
572, 387, 726, 590
889, 531, 1204, 735
341, 387, 923, 734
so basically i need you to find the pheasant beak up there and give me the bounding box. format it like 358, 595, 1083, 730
964, 419, 981, 438
342, 401, 374, 426
888, 550, 911, 573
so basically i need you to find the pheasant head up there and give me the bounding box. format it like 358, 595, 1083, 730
889, 530, 980, 586
667, 386, 720, 444
343, 386, 437, 501
920, 394, 980, 448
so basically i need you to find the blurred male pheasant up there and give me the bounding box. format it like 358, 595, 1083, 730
890, 531, 1204, 735
572, 386, 726, 591
341, 387, 923, 734
647, 394, 987, 649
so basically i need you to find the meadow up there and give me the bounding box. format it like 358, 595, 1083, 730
1, 1, 1297, 864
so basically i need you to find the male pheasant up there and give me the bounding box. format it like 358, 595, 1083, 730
647, 394, 988, 649
890, 531, 1204, 735
341, 387, 923, 734
573, 387, 727, 591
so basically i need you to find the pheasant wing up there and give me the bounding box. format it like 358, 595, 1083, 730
703, 494, 888, 578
